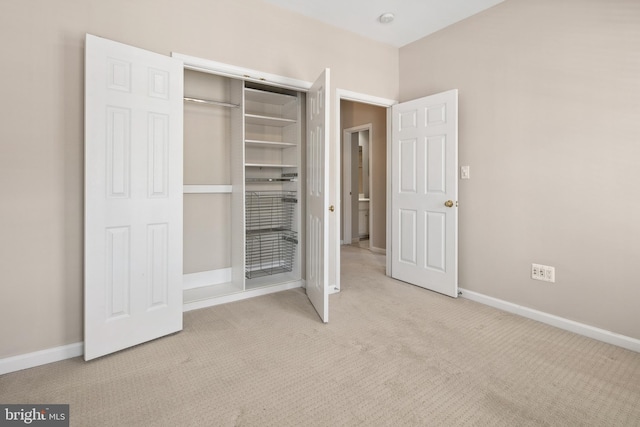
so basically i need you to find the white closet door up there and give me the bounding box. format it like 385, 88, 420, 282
391, 90, 458, 298
306, 69, 330, 322
84, 34, 184, 360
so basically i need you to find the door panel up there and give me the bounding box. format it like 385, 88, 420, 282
306, 69, 330, 322
85, 34, 183, 360
399, 209, 417, 265
391, 90, 458, 298
425, 211, 446, 271
426, 136, 446, 193
399, 139, 417, 193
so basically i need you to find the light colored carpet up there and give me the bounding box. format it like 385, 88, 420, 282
2, 246, 639, 426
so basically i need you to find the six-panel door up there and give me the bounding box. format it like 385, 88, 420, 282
391, 90, 458, 298
84, 34, 184, 360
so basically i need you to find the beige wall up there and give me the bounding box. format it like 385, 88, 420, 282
340, 101, 388, 251
400, 0, 640, 339
0, 0, 398, 358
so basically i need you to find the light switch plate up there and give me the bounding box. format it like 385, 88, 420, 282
461, 166, 470, 179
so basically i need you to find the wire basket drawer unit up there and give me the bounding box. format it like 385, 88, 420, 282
245, 191, 298, 279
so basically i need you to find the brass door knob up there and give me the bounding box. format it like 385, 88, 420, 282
444, 200, 454, 208
329, 205, 335, 212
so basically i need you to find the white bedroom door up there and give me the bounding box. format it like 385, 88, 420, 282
84, 34, 184, 360
391, 90, 458, 298
306, 69, 331, 322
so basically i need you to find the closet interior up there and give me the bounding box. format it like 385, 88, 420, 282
182, 69, 306, 305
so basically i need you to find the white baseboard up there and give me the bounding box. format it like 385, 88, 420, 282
0, 342, 84, 376
370, 246, 386, 255
459, 288, 640, 353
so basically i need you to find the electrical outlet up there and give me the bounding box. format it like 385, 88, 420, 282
531, 263, 555, 283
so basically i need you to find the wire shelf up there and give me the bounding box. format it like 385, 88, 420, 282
245, 191, 298, 279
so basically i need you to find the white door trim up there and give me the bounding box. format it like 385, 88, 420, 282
386, 107, 392, 275
337, 89, 397, 107
172, 52, 312, 92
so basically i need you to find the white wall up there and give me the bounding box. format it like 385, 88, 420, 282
0, 0, 398, 359
400, 0, 640, 339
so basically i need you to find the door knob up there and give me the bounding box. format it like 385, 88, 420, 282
444, 200, 454, 208
329, 205, 335, 212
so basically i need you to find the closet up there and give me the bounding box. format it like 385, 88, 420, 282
84, 34, 330, 360
181, 70, 305, 305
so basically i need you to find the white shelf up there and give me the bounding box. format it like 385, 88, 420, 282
184, 96, 239, 109
183, 185, 232, 194
245, 139, 296, 148
245, 163, 297, 168
245, 87, 296, 105
245, 113, 297, 127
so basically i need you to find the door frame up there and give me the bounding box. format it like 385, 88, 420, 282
342, 124, 372, 245
173, 53, 313, 92
334, 89, 396, 291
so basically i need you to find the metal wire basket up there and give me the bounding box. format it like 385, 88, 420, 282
245, 191, 298, 279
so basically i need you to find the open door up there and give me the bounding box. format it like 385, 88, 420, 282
391, 90, 458, 297
306, 69, 331, 322
84, 34, 184, 360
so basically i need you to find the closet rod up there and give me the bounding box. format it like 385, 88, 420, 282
184, 96, 239, 108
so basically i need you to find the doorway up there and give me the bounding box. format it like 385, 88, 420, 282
342, 125, 372, 248
331, 91, 394, 293
338, 99, 388, 254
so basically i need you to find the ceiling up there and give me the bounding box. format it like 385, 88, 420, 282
262, 0, 505, 48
